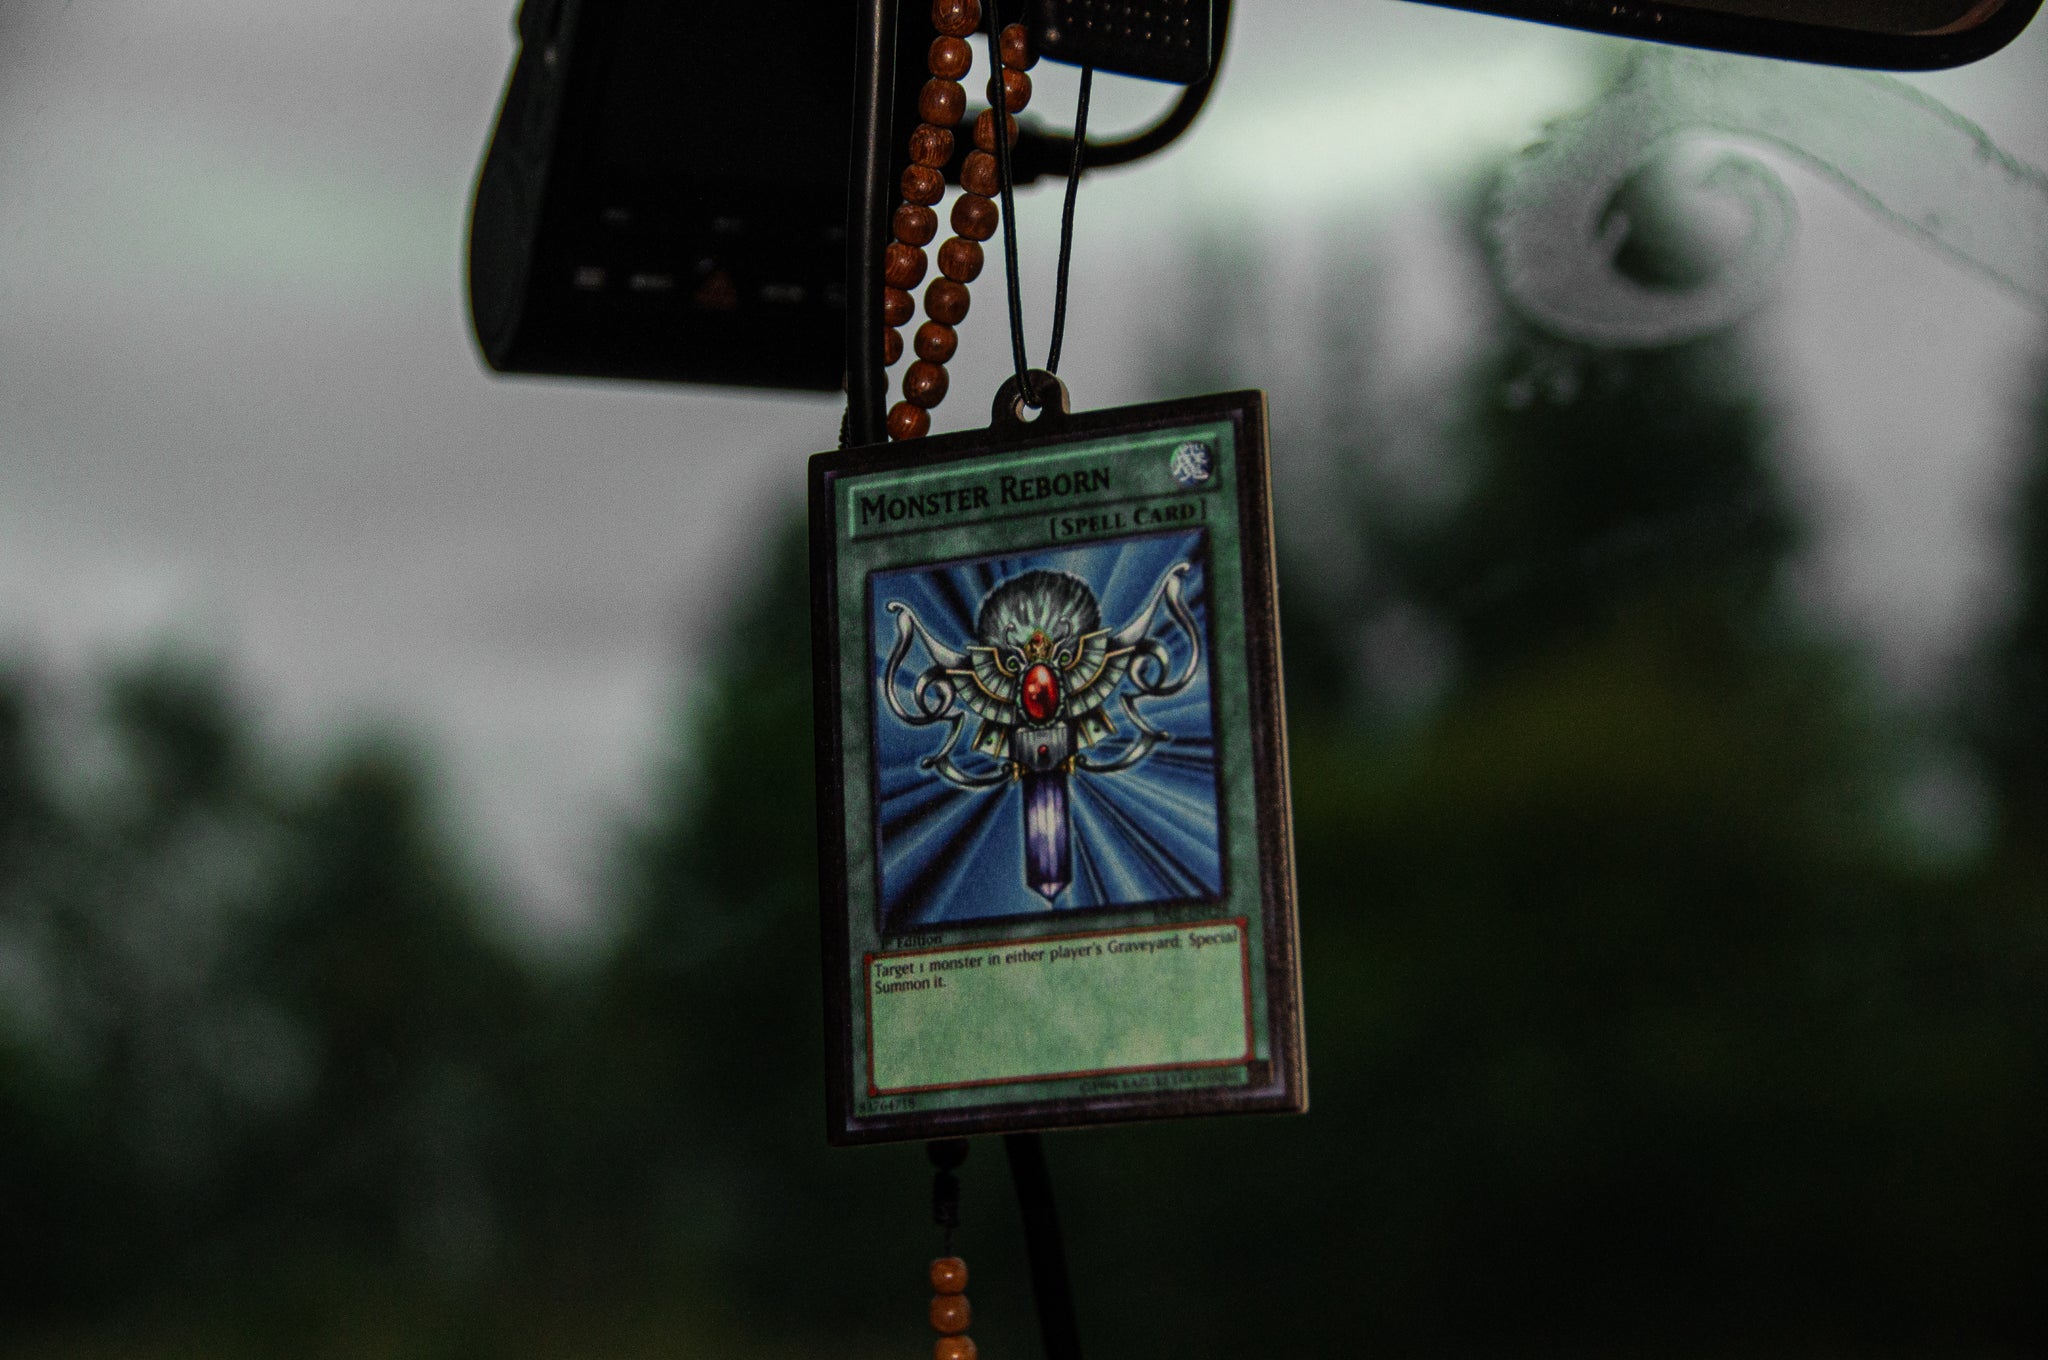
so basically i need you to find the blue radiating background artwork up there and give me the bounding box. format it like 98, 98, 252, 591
868, 529, 1224, 931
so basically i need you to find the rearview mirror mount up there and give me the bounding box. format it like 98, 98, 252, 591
1404, 0, 2042, 69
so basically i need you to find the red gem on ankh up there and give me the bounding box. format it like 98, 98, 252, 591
1021, 663, 1059, 721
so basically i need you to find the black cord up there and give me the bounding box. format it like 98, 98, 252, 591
1004, 0, 1230, 183
1044, 64, 1091, 377
1005, 1133, 1083, 1360
985, 10, 1091, 407
929, 1138, 967, 1254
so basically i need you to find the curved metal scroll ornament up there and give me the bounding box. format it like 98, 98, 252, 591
879, 561, 1205, 902
1073, 563, 1200, 774
1489, 46, 2048, 347
882, 601, 1010, 789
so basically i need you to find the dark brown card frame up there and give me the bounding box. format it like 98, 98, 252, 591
809, 388, 1307, 1146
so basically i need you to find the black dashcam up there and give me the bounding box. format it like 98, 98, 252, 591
468, 0, 857, 391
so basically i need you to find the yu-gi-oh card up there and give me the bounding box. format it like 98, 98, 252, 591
809, 389, 1306, 1144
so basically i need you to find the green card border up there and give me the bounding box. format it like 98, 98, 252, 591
809, 389, 1306, 1146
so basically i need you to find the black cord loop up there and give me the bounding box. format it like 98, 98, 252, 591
983, 8, 1091, 408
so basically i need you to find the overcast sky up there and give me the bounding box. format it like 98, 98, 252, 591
2, 1, 2043, 941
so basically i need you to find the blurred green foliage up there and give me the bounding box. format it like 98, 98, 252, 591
0, 655, 540, 1352
2, 230, 2044, 1356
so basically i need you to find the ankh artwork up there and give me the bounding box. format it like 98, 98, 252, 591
810, 389, 1306, 1144
870, 530, 1223, 931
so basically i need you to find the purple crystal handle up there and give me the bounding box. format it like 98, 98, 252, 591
1021, 771, 1071, 901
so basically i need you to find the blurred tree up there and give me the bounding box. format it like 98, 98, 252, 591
1038, 200, 2044, 1357
1414, 332, 1801, 687
576, 196, 2047, 1350
1944, 357, 2048, 1336
0, 660, 87, 1317
0, 651, 533, 1348
0, 655, 295, 1312
238, 737, 536, 1280
1975, 367, 2048, 851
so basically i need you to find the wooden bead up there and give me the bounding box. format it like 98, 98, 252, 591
950, 193, 998, 242
987, 68, 1031, 113
889, 401, 931, 441
959, 151, 999, 198
999, 22, 1037, 70
929, 1294, 972, 1334
894, 204, 939, 246
903, 360, 950, 409
930, 1257, 969, 1294
901, 163, 945, 206
884, 328, 903, 366
885, 242, 927, 289
935, 1337, 978, 1360
882, 286, 914, 328
929, 35, 973, 79
925, 278, 971, 325
931, 0, 981, 38
914, 321, 958, 364
919, 78, 966, 127
909, 123, 954, 169
973, 109, 1018, 152
937, 237, 983, 283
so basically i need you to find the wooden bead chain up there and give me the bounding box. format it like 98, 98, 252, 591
929, 1255, 977, 1360
921, 1140, 976, 1359
884, 0, 1039, 442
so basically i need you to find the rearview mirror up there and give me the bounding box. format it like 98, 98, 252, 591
1408, 0, 2042, 67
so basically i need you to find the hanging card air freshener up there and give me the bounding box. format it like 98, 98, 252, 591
811, 373, 1306, 1145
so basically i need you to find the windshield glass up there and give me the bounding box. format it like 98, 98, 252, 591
0, 0, 2042, 1353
